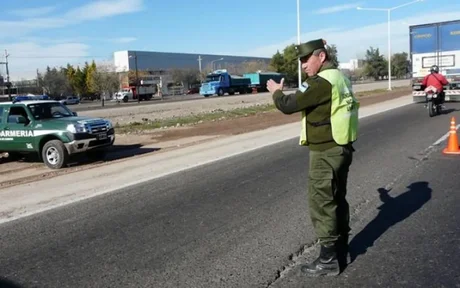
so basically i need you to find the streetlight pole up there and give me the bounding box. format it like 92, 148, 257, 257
129, 53, 140, 103
211, 58, 224, 71
297, 0, 301, 88
0, 50, 11, 101
357, 0, 423, 91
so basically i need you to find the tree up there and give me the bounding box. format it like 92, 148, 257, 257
91, 63, 120, 99
391, 52, 409, 78
73, 67, 86, 96
85, 61, 97, 95
363, 47, 388, 81
171, 68, 200, 88
38, 66, 70, 97
127, 69, 150, 85
280, 44, 300, 85
326, 44, 339, 68
269, 50, 285, 73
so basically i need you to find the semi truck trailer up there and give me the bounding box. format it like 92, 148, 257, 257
410, 19, 460, 102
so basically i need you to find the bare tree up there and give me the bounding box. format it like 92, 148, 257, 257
91, 62, 120, 101
238, 60, 270, 73
38, 66, 71, 98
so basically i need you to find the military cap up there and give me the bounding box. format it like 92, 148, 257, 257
294, 39, 327, 59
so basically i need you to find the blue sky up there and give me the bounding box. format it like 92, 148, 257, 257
1, 0, 460, 80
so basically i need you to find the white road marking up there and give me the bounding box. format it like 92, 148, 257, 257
432, 124, 460, 147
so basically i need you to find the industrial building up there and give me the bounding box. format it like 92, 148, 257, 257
113, 50, 272, 96
113, 50, 271, 73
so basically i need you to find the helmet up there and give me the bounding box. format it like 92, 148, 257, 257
430, 65, 439, 73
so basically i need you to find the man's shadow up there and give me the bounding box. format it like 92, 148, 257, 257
348, 181, 432, 264
0, 277, 24, 288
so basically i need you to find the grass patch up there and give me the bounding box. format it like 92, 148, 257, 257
115, 86, 410, 134
354, 86, 410, 98
114, 104, 277, 134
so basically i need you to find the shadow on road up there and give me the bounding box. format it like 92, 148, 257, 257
440, 108, 460, 115
1, 144, 161, 168
0, 277, 25, 288
348, 181, 432, 264
69, 144, 161, 165
103, 144, 161, 161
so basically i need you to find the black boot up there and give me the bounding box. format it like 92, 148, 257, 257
300, 245, 340, 277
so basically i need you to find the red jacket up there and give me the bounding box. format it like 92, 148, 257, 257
422, 73, 448, 92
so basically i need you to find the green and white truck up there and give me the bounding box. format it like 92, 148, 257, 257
0, 99, 115, 169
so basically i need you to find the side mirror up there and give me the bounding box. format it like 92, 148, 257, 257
72, 111, 78, 116
17, 116, 27, 124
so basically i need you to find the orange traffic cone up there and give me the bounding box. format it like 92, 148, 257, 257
443, 117, 460, 154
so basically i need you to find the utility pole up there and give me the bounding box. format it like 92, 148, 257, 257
0, 50, 11, 101
135, 52, 139, 103
197, 55, 202, 83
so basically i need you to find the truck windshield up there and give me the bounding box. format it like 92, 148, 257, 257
205, 75, 221, 82
27, 102, 74, 120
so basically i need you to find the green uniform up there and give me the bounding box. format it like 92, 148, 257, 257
272, 41, 359, 249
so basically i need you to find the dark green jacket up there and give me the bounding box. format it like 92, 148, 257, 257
272, 62, 338, 151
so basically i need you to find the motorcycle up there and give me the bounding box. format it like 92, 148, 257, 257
424, 85, 442, 117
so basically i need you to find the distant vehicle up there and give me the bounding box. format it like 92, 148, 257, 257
410, 19, 460, 103
200, 69, 251, 97
243, 71, 284, 92
114, 86, 155, 102
186, 87, 199, 94
59, 96, 80, 105
199, 69, 284, 97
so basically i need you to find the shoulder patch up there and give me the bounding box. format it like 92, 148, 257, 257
299, 81, 309, 92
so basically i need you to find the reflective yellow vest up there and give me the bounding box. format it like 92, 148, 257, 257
300, 69, 360, 146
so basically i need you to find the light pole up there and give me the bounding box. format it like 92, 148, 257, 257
129, 52, 140, 103
211, 58, 224, 71
297, 0, 301, 88
357, 0, 423, 91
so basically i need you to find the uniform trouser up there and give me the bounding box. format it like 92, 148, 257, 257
308, 144, 354, 247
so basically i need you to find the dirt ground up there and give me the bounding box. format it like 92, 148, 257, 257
114, 88, 412, 146
79, 85, 411, 126
0, 88, 411, 189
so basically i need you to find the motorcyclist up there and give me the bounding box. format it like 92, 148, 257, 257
421, 65, 449, 108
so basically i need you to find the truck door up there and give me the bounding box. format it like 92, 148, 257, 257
410, 24, 438, 80
3, 105, 35, 152
0, 106, 6, 150
438, 21, 460, 83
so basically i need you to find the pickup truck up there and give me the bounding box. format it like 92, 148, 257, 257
0, 99, 115, 169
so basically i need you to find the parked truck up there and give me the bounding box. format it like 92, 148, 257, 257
200, 69, 285, 97
243, 71, 284, 92
410, 19, 460, 102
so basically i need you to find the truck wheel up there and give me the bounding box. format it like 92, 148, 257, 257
41, 140, 69, 169
218, 88, 224, 96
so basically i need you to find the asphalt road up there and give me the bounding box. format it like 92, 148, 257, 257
72, 79, 410, 112
1, 101, 459, 288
